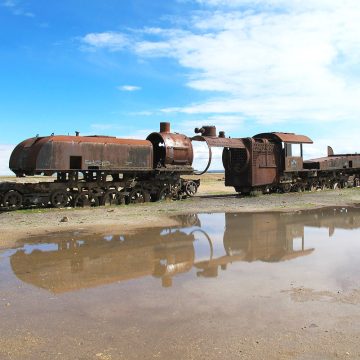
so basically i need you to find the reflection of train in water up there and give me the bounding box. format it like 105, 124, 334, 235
13, 207, 360, 293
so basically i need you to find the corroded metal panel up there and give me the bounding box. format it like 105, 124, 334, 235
10, 135, 153, 174
304, 154, 360, 171
254, 132, 313, 144
147, 132, 193, 167
285, 156, 304, 172
192, 135, 246, 149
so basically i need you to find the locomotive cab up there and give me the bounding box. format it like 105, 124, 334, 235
254, 132, 313, 174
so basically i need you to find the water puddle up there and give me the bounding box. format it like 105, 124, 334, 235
1, 207, 360, 359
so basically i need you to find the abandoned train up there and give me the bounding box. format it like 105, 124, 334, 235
1, 122, 360, 210
0, 122, 199, 210
194, 125, 360, 195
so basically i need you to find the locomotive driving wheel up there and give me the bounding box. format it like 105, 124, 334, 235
50, 190, 69, 208
184, 181, 198, 197
331, 181, 339, 190
3, 190, 23, 210
281, 183, 292, 193
127, 187, 150, 204
157, 187, 173, 201
73, 193, 99, 207
101, 190, 125, 206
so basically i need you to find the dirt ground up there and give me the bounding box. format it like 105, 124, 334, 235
1, 173, 360, 249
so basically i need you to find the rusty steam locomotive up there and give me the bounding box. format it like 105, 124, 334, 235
0, 122, 199, 210
195, 125, 360, 194
1, 122, 360, 210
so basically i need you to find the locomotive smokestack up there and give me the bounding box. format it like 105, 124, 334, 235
160, 122, 170, 133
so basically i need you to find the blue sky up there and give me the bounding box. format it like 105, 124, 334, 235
1, 0, 360, 174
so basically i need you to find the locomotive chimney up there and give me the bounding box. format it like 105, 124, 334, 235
219, 131, 225, 138
160, 122, 170, 133
194, 126, 217, 137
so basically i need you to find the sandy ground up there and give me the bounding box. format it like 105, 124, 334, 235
1, 173, 360, 249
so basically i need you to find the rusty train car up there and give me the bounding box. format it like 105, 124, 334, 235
2, 121, 360, 210
0, 122, 199, 210
194, 126, 360, 195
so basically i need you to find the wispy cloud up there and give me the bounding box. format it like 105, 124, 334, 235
78, 1, 360, 158
2, 0, 34, 17
80, 1, 360, 127
81, 32, 129, 52
117, 85, 141, 92
0, 144, 15, 176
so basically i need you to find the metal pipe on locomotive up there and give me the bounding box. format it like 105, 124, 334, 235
0, 122, 200, 210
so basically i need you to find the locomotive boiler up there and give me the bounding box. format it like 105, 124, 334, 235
0, 122, 199, 210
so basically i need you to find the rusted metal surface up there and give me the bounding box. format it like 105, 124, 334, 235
160, 122, 171, 133
147, 123, 193, 168
304, 154, 360, 171
192, 135, 246, 149
194, 126, 217, 137
254, 132, 313, 144
3, 122, 198, 210
191, 125, 247, 175
10, 136, 153, 175
223, 137, 282, 190
285, 156, 304, 172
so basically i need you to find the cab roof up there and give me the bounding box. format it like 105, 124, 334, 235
254, 132, 313, 144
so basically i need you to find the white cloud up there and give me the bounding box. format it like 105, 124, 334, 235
80, 1, 360, 157
0, 144, 15, 176
81, 32, 128, 51
133, 5, 360, 125
117, 85, 141, 92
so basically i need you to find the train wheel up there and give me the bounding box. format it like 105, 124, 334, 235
50, 190, 69, 208
281, 183, 292, 193
332, 182, 339, 190
73, 194, 89, 207
354, 178, 360, 187
320, 181, 327, 191
3, 190, 23, 210
127, 188, 150, 204
292, 183, 305, 192
157, 187, 172, 201
0, 193, 4, 207
184, 181, 198, 197
102, 190, 116, 206
73, 193, 99, 207
90, 195, 100, 207
101, 190, 125, 206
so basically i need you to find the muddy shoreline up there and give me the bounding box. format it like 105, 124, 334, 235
1, 184, 360, 249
